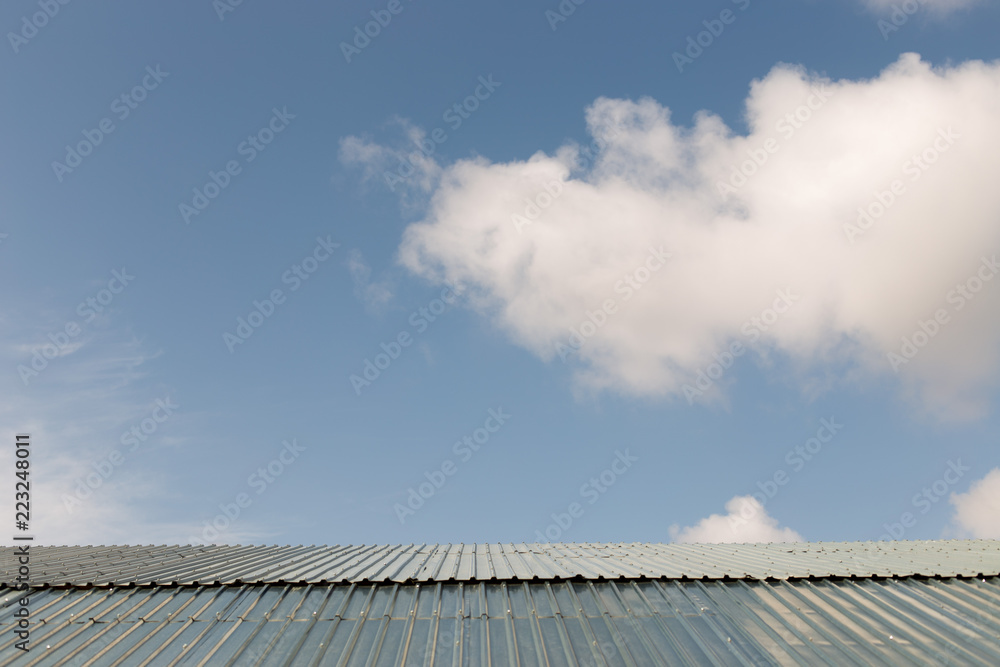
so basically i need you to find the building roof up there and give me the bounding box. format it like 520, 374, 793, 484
7, 540, 1000, 588
4, 575, 1000, 665
2, 541, 999, 665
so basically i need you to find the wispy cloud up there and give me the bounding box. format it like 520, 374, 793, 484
347, 248, 394, 311
0, 318, 195, 545
339, 117, 442, 210
865, 0, 980, 17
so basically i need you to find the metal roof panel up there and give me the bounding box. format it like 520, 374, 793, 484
2, 578, 998, 666
2, 540, 998, 587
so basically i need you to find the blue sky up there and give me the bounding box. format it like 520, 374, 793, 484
2, 0, 999, 547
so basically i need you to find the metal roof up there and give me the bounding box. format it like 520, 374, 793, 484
4, 541, 998, 588
0, 540, 1000, 586
3, 542, 1000, 665
3, 577, 999, 666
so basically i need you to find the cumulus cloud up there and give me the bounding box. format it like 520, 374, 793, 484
948, 468, 1000, 538
669, 496, 803, 543
355, 53, 1000, 419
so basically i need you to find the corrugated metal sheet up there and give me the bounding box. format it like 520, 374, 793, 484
2, 577, 998, 666
4, 541, 998, 587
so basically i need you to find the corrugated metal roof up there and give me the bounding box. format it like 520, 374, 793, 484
3, 577, 999, 666
4, 541, 998, 587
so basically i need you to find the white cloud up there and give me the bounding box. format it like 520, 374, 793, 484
948, 468, 1000, 538
369, 54, 1000, 419
669, 495, 803, 543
